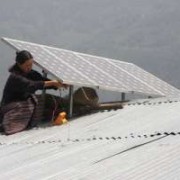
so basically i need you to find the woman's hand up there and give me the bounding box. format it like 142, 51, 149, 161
44, 80, 64, 88
62, 83, 69, 89
52, 81, 69, 89
51, 80, 63, 88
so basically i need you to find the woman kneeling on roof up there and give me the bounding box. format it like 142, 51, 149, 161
0, 50, 66, 135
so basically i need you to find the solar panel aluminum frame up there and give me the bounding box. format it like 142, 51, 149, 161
74, 51, 180, 97
2, 37, 180, 98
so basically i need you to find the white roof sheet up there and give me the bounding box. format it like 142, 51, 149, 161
0, 97, 180, 179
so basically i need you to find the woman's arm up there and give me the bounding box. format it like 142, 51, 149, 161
28, 70, 64, 90
9, 74, 44, 93
44, 80, 63, 89
8, 73, 67, 95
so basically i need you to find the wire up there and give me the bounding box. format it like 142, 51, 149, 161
50, 94, 58, 123
49, 88, 64, 122
49, 89, 71, 141
58, 88, 67, 112
59, 88, 71, 140
59, 88, 62, 98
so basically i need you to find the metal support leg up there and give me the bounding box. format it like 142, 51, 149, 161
68, 85, 74, 118
121, 92, 125, 102
41, 70, 47, 120
42, 70, 47, 97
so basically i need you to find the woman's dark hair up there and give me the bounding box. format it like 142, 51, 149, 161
9, 50, 33, 72
15, 50, 33, 65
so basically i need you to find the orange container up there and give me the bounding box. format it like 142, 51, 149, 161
53, 112, 68, 125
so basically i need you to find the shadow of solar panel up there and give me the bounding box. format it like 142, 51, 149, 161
2, 37, 180, 97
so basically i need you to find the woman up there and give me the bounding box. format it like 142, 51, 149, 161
0, 50, 65, 135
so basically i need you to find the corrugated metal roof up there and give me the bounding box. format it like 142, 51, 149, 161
0, 97, 180, 179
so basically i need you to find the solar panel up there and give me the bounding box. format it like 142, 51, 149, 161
112, 60, 180, 97
76, 53, 164, 95
2, 37, 180, 97
2, 38, 97, 87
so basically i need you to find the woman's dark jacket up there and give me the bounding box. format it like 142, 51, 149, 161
1, 64, 50, 106
0, 64, 56, 134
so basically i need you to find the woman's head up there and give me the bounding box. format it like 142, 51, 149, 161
16, 50, 33, 73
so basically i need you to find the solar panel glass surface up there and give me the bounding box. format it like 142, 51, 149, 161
2, 37, 180, 97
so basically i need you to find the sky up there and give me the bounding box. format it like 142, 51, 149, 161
0, 0, 180, 100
